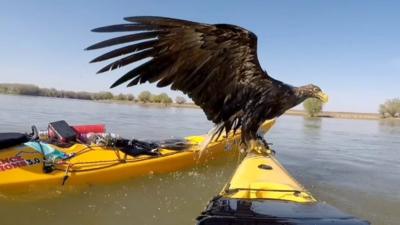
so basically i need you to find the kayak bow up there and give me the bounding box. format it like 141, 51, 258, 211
197, 151, 370, 225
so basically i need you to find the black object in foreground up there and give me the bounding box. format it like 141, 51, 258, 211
0, 133, 29, 150
197, 197, 370, 225
116, 138, 190, 157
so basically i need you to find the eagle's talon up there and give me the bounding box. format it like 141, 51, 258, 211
249, 139, 269, 155
256, 134, 272, 152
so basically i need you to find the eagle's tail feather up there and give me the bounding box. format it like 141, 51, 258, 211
198, 123, 225, 155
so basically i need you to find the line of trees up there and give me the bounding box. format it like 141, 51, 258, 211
0, 83, 134, 101
2, 83, 399, 117
137, 91, 178, 104
136, 91, 188, 105
303, 98, 324, 117
379, 98, 400, 118
138, 91, 173, 104
0, 83, 188, 105
302, 96, 400, 119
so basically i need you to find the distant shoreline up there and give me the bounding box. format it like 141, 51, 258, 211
99, 99, 387, 121
98, 99, 200, 109
1, 93, 395, 121
284, 109, 382, 121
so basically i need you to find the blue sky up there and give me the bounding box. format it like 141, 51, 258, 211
1, 0, 399, 113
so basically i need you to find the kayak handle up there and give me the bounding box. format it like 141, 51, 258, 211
31, 125, 39, 140
224, 187, 304, 195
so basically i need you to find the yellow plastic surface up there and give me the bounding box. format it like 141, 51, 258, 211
222, 151, 316, 203
0, 120, 275, 193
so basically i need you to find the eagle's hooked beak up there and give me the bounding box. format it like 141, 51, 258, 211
316, 92, 329, 103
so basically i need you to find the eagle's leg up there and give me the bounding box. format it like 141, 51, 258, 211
242, 124, 270, 154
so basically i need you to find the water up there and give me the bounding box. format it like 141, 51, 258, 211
0, 95, 399, 225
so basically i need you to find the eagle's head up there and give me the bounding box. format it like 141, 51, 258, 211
296, 84, 329, 103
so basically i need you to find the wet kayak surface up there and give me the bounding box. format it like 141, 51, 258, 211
0, 94, 399, 225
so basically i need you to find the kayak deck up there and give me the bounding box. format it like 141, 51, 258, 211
0, 120, 275, 192
222, 151, 315, 203
197, 151, 370, 225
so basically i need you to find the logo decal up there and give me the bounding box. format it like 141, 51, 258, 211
0, 156, 41, 172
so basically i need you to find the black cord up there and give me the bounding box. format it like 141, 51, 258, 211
31, 125, 54, 173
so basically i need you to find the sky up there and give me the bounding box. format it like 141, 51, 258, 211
0, 0, 399, 113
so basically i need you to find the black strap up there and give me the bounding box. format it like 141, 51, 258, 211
117, 139, 160, 156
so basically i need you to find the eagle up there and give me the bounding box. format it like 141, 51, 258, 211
86, 16, 328, 153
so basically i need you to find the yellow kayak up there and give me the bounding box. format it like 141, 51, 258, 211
0, 120, 275, 193
197, 151, 370, 225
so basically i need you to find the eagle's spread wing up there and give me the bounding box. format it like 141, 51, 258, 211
87, 16, 273, 139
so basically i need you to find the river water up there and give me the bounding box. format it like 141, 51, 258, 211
0, 94, 399, 225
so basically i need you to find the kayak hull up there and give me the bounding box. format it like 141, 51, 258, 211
198, 198, 370, 225
0, 120, 275, 193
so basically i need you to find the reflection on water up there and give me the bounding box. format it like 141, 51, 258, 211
302, 117, 322, 129
302, 117, 322, 135
379, 119, 400, 135
0, 95, 399, 225
379, 118, 400, 126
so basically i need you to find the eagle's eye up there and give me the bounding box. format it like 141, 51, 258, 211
313, 87, 319, 92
